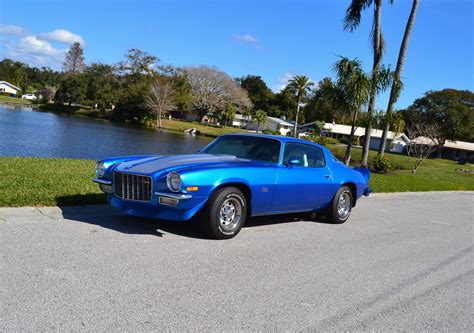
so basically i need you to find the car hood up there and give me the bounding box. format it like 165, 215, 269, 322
115, 154, 253, 174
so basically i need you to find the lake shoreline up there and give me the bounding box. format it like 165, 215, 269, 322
0, 101, 243, 138
33, 103, 242, 138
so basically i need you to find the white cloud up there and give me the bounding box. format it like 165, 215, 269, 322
39, 29, 85, 45
272, 72, 295, 92
20, 36, 64, 56
4, 35, 66, 68
0, 24, 27, 36
233, 33, 259, 44
0, 24, 85, 69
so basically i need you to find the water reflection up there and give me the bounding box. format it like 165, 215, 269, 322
0, 105, 212, 160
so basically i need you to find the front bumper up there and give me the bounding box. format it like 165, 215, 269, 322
93, 178, 207, 221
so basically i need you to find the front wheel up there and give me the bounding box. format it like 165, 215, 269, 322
327, 186, 353, 224
201, 187, 247, 239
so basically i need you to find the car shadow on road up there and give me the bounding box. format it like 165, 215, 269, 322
59, 203, 330, 240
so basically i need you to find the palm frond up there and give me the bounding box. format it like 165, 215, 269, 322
343, 0, 373, 32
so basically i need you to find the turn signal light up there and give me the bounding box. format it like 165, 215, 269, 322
186, 186, 199, 191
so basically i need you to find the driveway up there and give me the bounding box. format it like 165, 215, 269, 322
1, 192, 473, 331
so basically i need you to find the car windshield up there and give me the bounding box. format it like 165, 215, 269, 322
201, 136, 281, 163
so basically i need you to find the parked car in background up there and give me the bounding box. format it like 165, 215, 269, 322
21, 94, 37, 100
93, 134, 371, 239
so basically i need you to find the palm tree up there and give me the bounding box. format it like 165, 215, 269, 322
344, 0, 387, 167
389, 110, 405, 135
378, 0, 419, 155
332, 57, 371, 164
287, 75, 314, 137
253, 110, 267, 133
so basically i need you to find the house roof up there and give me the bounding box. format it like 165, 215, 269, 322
267, 116, 295, 127
412, 137, 474, 151
320, 122, 403, 140
233, 114, 295, 127
0, 81, 21, 91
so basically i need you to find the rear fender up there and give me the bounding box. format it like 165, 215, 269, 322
353, 167, 370, 183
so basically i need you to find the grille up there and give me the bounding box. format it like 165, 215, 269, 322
114, 172, 152, 201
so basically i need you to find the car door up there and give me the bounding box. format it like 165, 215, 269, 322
269, 142, 333, 212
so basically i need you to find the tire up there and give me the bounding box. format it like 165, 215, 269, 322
201, 187, 248, 239
327, 186, 353, 224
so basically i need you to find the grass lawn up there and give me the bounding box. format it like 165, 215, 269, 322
0, 150, 472, 207
0, 157, 104, 207
330, 145, 474, 192
161, 119, 246, 137
0, 95, 32, 104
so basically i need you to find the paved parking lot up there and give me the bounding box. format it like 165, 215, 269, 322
1, 191, 473, 331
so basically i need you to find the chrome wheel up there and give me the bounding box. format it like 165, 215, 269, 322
337, 190, 351, 220
219, 197, 242, 232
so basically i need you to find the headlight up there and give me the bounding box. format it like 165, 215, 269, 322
166, 172, 182, 192
95, 161, 105, 178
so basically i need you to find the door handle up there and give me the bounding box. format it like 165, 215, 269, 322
324, 174, 331, 178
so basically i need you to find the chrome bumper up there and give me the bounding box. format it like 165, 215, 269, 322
92, 178, 112, 185
154, 192, 193, 200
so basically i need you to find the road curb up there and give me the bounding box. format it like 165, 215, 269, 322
369, 191, 473, 198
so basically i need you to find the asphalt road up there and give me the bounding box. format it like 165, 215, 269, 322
1, 192, 473, 331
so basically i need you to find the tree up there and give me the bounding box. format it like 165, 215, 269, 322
401, 89, 474, 145
37, 85, 56, 102
268, 86, 298, 119
184, 66, 252, 121
313, 121, 326, 135
169, 70, 192, 116
63, 42, 85, 73
378, 0, 419, 155
222, 104, 237, 126
304, 77, 347, 123
344, 0, 388, 167
85, 63, 118, 110
405, 123, 440, 173
113, 81, 150, 124
146, 76, 176, 128
287, 75, 314, 137
236, 75, 274, 111
389, 110, 405, 135
55, 74, 86, 106
118, 48, 159, 79
332, 57, 371, 164
254, 110, 268, 133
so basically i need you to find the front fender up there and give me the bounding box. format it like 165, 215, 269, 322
178, 166, 276, 216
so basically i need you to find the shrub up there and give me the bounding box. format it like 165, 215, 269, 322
305, 134, 339, 147
372, 154, 392, 174
339, 136, 360, 146
262, 129, 279, 135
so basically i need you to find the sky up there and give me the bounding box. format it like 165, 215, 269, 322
0, 0, 473, 109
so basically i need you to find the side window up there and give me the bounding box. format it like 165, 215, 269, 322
283, 142, 326, 168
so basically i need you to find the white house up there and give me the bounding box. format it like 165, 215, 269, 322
411, 137, 474, 161
234, 115, 295, 135
301, 122, 409, 153
264, 117, 295, 136
0, 81, 21, 96
232, 114, 251, 128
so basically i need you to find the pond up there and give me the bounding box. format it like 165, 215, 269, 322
0, 105, 213, 160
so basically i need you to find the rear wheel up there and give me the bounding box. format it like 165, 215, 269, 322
201, 187, 247, 239
327, 186, 353, 224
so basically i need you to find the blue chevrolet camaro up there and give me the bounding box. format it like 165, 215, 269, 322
93, 133, 371, 239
